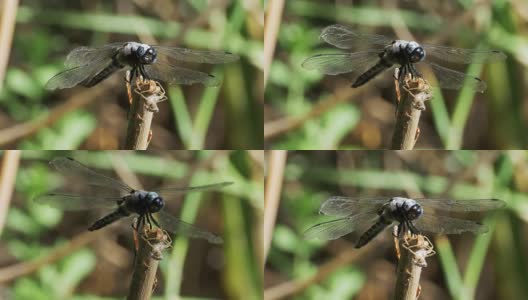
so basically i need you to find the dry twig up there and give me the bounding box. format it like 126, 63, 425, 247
263, 0, 285, 87
264, 150, 287, 265
264, 86, 357, 140
390, 73, 432, 150
0, 150, 20, 235
0, 0, 18, 88
0, 81, 113, 146
264, 240, 382, 300
393, 233, 435, 300
0, 230, 104, 283
124, 76, 167, 150
127, 227, 171, 300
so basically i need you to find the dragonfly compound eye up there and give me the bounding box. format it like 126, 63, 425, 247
136, 46, 146, 56
144, 48, 157, 64
410, 47, 425, 63
137, 48, 156, 64
149, 197, 164, 213
407, 204, 423, 220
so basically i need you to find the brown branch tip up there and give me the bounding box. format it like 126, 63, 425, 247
393, 233, 436, 300
124, 76, 167, 150
391, 74, 433, 150
126, 227, 172, 300
133, 76, 168, 113
400, 74, 432, 111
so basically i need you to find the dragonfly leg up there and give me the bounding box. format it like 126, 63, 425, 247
125, 70, 132, 84
134, 214, 145, 232
144, 213, 153, 229
131, 217, 141, 256
398, 64, 409, 84
126, 68, 137, 107
149, 213, 161, 228
407, 220, 420, 235
397, 222, 405, 236
138, 64, 150, 80
409, 64, 422, 79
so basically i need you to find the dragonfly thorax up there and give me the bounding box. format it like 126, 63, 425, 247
384, 197, 424, 222
123, 42, 157, 65
127, 190, 164, 214
389, 40, 426, 65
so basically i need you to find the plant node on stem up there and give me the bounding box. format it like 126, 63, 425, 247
393, 233, 435, 300
124, 75, 167, 150
127, 227, 171, 300
391, 73, 432, 150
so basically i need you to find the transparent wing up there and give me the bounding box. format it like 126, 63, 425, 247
45, 57, 113, 90
303, 212, 379, 240
153, 46, 239, 64
422, 45, 506, 64
155, 210, 223, 244
414, 214, 489, 234
143, 62, 219, 86
320, 24, 392, 49
421, 62, 487, 93
157, 182, 232, 196
49, 157, 133, 193
34, 193, 121, 210
302, 51, 381, 75
415, 198, 505, 212
319, 196, 387, 217
64, 43, 123, 68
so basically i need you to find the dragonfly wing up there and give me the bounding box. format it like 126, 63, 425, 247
414, 214, 489, 234
319, 196, 387, 217
155, 210, 223, 244
416, 198, 505, 212
320, 24, 391, 49
64, 43, 123, 68
45, 57, 115, 90
302, 51, 381, 75
422, 62, 487, 93
153, 46, 239, 64
157, 182, 232, 196
34, 193, 121, 210
304, 212, 379, 240
50, 157, 133, 193
143, 62, 219, 86
422, 45, 506, 64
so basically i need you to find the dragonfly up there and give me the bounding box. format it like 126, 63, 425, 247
45, 42, 239, 90
304, 196, 505, 248
35, 157, 232, 244
302, 24, 506, 93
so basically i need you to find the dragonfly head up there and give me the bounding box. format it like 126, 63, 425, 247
145, 192, 164, 213
406, 202, 423, 220
136, 45, 157, 65
405, 42, 425, 63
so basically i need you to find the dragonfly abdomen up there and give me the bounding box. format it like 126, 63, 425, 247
352, 58, 393, 88
355, 218, 392, 248
88, 206, 130, 231
81, 59, 124, 87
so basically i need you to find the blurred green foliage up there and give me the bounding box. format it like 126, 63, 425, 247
267, 150, 528, 300
265, 0, 528, 149
1, 0, 263, 149
1, 150, 263, 299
